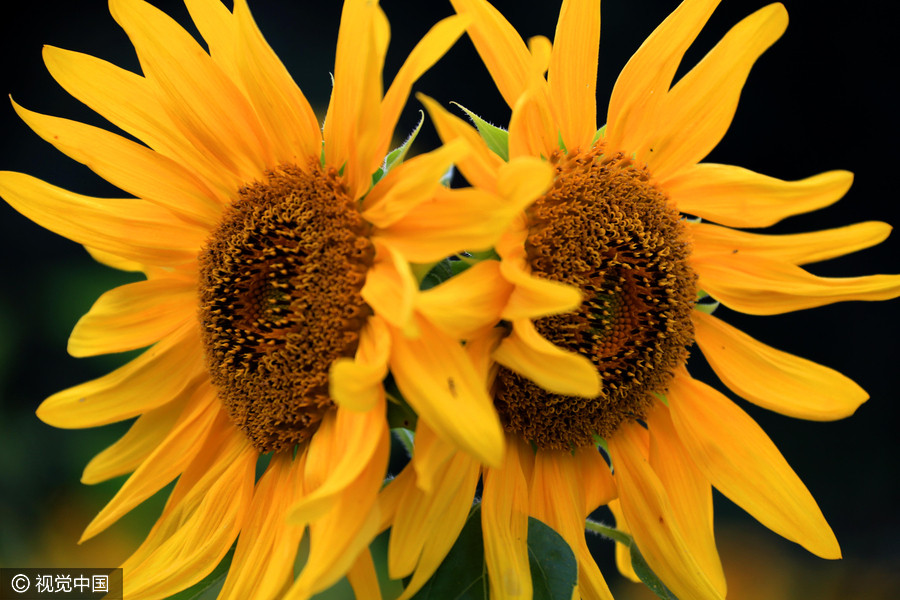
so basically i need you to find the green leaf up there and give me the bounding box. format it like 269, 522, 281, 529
453, 103, 509, 161
166, 547, 233, 600
584, 519, 632, 546
527, 517, 578, 600
629, 544, 679, 600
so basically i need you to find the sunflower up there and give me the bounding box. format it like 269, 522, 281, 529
379, 0, 900, 598
0, 0, 553, 598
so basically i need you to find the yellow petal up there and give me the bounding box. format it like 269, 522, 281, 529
289, 425, 389, 598
693, 310, 867, 420
81, 392, 187, 484
497, 155, 555, 209
122, 419, 256, 599
417, 260, 511, 340
483, 434, 532, 600
110, 0, 272, 181
0, 171, 203, 266
667, 165, 853, 228
644, 4, 788, 178
574, 444, 616, 514
363, 138, 470, 228
410, 420, 461, 495
13, 100, 222, 228
42, 45, 236, 200
527, 35, 552, 76
330, 316, 391, 412
690, 220, 891, 266
607, 422, 724, 600
607, 499, 640, 583
496, 224, 583, 321
508, 84, 557, 159
323, 0, 385, 199
548, 0, 600, 151
493, 318, 600, 398
449, 0, 537, 108
37, 323, 205, 428
361, 241, 418, 333
219, 452, 305, 600
667, 372, 841, 558
290, 396, 388, 525
606, 0, 720, 154
392, 454, 481, 599
379, 15, 469, 160
530, 449, 614, 600
419, 93, 504, 192
81, 382, 218, 541
232, 0, 323, 166
184, 0, 241, 83
693, 252, 900, 315
389, 316, 505, 468
68, 277, 195, 357
647, 403, 726, 596
84, 246, 144, 272
347, 548, 383, 600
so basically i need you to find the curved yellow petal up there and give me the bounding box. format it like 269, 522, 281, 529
389, 316, 505, 468
12, 100, 223, 228
483, 434, 532, 600
693, 252, 900, 315
419, 93, 504, 192
110, 0, 272, 181
0, 171, 204, 266
83, 246, 144, 272
508, 84, 557, 159
323, 0, 385, 199
379, 15, 469, 160
606, 0, 720, 154
81, 392, 187, 484
547, 0, 600, 151
644, 4, 788, 178
417, 260, 511, 341
530, 449, 614, 600
497, 155, 554, 209
37, 323, 205, 429
667, 372, 841, 559
607, 499, 640, 583
527, 35, 552, 76
647, 403, 726, 596
289, 425, 389, 598
219, 452, 305, 600
42, 45, 236, 200
393, 455, 481, 600
493, 318, 600, 398
574, 444, 616, 514
290, 395, 388, 525
667, 165, 853, 228
122, 419, 256, 599
409, 421, 458, 495
233, 0, 323, 166
689, 220, 891, 266
81, 382, 218, 542
184, 0, 241, 83
363, 138, 470, 228
449, 0, 537, 108
347, 548, 383, 600
361, 241, 418, 333
608, 422, 724, 600
330, 316, 391, 413
68, 277, 195, 357
692, 310, 868, 420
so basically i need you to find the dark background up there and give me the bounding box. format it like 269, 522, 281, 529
1, 1, 897, 598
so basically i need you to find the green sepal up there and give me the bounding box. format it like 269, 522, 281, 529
694, 290, 720, 315
652, 391, 670, 406
418, 256, 474, 291
373, 111, 426, 186
409, 506, 577, 599
592, 124, 606, 146
453, 102, 510, 161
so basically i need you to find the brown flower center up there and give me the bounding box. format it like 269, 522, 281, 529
494, 148, 697, 450
198, 163, 375, 452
